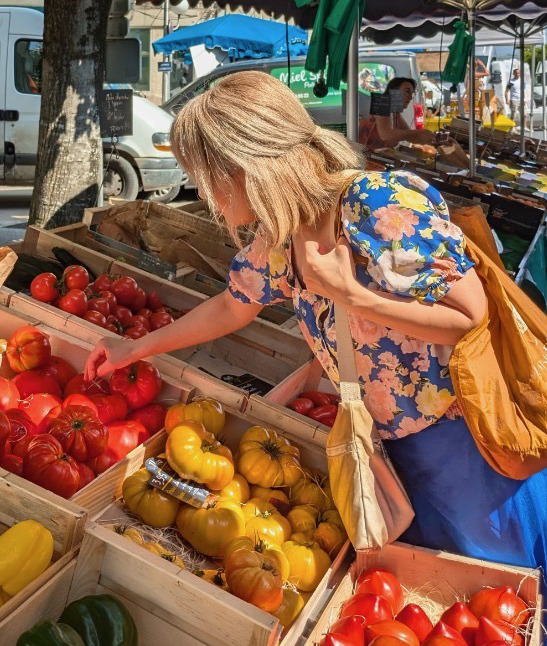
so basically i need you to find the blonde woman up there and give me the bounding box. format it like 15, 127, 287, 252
86, 71, 547, 571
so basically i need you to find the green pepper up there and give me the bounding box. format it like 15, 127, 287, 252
17, 619, 85, 646
59, 594, 138, 646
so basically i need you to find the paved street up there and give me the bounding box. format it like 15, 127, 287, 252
0, 187, 199, 247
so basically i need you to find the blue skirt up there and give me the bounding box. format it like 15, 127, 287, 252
383, 417, 547, 572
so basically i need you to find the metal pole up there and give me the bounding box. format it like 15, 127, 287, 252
530, 43, 536, 138
468, 9, 476, 176
162, 0, 171, 103
520, 20, 525, 154
346, 11, 360, 142
542, 29, 546, 139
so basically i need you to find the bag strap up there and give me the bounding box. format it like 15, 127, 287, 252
335, 303, 362, 403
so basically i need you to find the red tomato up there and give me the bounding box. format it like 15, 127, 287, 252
369, 638, 412, 646
149, 311, 174, 331
19, 393, 62, 426
105, 315, 122, 331
82, 310, 107, 328
30, 272, 59, 303
137, 308, 153, 319
104, 420, 149, 461
0, 410, 10, 458
340, 593, 393, 623
62, 394, 99, 417
84, 287, 94, 299
87, 449, 117, 475
308, 404, 338, 424
59, 289, 88, 316
468, 587, 529, 627
329, 616, 366, 645
100, 291, 117, 312
49, 405, 107, 462
131, 288, 147, 313
76, 462, 95, 490
89, 394, 128, 425
0, 377, 20, 411
146, 292, 163, 311
128, 403, 166, 434
109, 361, 162, 410
23, 434, 80, 498
63, 265, 89, 291
5, 409, 38, 451
287, 397, 314, 416
127, 315, 151, 332
93, 274, 112, 293
87, 298, 110, 317
6, 326, 51, 373
440, 603, 479, 646
397, 605, 434, 643
36, 356, 78, 389
110, 277, 139, 308
13, 371, 62, 399
105, 323, 119, 334
474, 618, 523, 646
123, 326, 148, 340
63, 374, 109, 398
300, 391, 332, 407
36, 406, 62, 434
114, 305, 133, 326
356, 569, 404, 615
0, 452, 23, 476
366, 621, 420, 646
423, 623, 466, 646
320, 635, 356, 646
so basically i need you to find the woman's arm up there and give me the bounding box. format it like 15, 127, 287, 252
376, 115, 435, 147
85, 290, 264, 379
297, 237, 486, 346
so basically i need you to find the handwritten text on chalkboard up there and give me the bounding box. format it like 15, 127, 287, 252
99, 89, 133, 138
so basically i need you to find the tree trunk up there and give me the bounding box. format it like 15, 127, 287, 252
29, 0, 111, 229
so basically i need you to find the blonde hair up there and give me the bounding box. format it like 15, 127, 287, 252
171, 70, 363, 248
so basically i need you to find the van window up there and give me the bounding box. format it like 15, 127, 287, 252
270, 63, 396, 109
15, 40, 43, 95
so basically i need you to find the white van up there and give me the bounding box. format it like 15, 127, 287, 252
2, 6, 185, 202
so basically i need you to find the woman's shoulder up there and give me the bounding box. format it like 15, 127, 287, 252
342, 169, 431, 202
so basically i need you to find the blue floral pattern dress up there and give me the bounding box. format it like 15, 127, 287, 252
228, 169, 547, 577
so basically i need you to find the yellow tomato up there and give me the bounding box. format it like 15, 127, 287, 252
114, 526, 145, 546
176, 498, 245, 557
242, 498, 292, 546
224, 535, 290, 581
238, 426, 302, 488
314, 522, 347, 558
287, 505, 320, 534
281, 538, 331, 592
225, 549, 283, 612
165, 398, 225, 436
166, 421, 234, 490
290, 469, 331, 510
273, 587, 306, 630
219, 473, 250, 503
122, 468, 180, 528
249, 486, 291, 514
192, 568, 228, 591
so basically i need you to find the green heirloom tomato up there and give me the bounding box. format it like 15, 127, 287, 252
17, 619, 85, 646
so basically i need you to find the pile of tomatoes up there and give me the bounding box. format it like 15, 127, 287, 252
288, 390, 340, 428
0, 325, 167, 498
118, 401, 346, 630
320, 568, 530, 646
30, 265, 178, 339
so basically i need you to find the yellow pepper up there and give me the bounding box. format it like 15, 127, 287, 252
0, 520, 53, 596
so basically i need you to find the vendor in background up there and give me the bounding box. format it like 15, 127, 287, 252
505, 68, 528, 129
359, 77, 435, 151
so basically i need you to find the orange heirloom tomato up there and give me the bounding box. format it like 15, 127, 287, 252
219, 473, 250, 503
287, 505, 320, 534
290, 469, 331, 511
122, 468, 180, 528
165, 398, 225, 436
192, 568, 228, 591
282, 537, 331, 592
243, 498, 292, 546
225, 549, 283, 612
166, 421, 234, 490
238, 426, 302, 488
249, 486, 291, 515
224, 535, 290, 581
313, 519, 347, 558
273, 587, 306, 630
176, 498, 245, 557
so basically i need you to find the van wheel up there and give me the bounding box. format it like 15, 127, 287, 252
141, 185, 180, 204
103, 157, 139, 201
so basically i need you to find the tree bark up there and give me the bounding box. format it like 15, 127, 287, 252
29, 0, 111, 229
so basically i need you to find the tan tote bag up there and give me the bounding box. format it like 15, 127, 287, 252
326, 303, 415, 552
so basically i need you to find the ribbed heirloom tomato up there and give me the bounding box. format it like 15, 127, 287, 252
122, 468, 180, 528
224, 549, 283, 612
281, 537, 331, 592
63, 374, 109, 398
13, 371, 62, 399
36, 356, 78, 389
109, 361, 162, 410
19, 393, 62, 427
127, 403, 166, 434
165, 398, 225, 436
49, 405, 108, 462
6, 326, 51, 373
243, 498, 292, 546
89, 394, 127, 425
0, 377, 20, 411
224, 535, 290, 581
87, 420, 150, 475
23, 434, 80, 498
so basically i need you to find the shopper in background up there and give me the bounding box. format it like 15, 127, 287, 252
85, 71, 547, 578
505, 68, 528, 129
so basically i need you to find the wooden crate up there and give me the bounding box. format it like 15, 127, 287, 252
304, 543, 543, 646
0, 472, 87, 626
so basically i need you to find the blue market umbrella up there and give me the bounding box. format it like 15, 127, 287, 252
152, 14, 308, 60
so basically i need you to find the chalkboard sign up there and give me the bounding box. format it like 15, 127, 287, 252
388, 89, 404, 113
369, 92, 391, 116
98, 89, 133, 138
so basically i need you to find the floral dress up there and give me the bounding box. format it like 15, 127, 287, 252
228, 170, 474, 440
